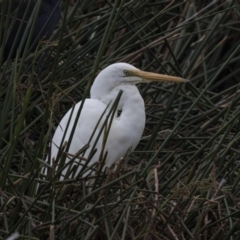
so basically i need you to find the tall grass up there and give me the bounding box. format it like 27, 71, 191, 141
1, 0, 240, 239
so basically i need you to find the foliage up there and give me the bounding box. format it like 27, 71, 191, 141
1, 0, 240, 239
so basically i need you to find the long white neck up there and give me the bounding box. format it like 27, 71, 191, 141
100, 85, 145, 133
102, 85, 145, 167
119, 86, 145, 148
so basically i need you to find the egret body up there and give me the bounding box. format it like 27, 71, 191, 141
48, 63, 187, 178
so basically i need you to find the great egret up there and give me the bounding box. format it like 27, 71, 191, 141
48, 63, 187, 179
1, 0, 61, 60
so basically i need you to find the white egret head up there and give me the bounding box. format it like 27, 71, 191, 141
90, 62, 186, 107
90, 63, 140, 99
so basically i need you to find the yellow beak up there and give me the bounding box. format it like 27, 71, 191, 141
131, 69, 188, 83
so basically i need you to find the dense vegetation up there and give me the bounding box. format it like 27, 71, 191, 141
1, 0, 240, 239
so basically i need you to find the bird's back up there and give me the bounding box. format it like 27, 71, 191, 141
49, 93, 144, 179
49, 99, 109, 178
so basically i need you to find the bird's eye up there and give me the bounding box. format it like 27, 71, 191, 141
123, 70, 130, 76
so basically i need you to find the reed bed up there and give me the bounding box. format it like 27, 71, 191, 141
1, 0, 240, 239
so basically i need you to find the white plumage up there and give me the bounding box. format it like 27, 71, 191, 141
47, 63, 186, 178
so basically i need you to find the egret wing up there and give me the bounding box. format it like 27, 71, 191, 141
49, 98, 108, 177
